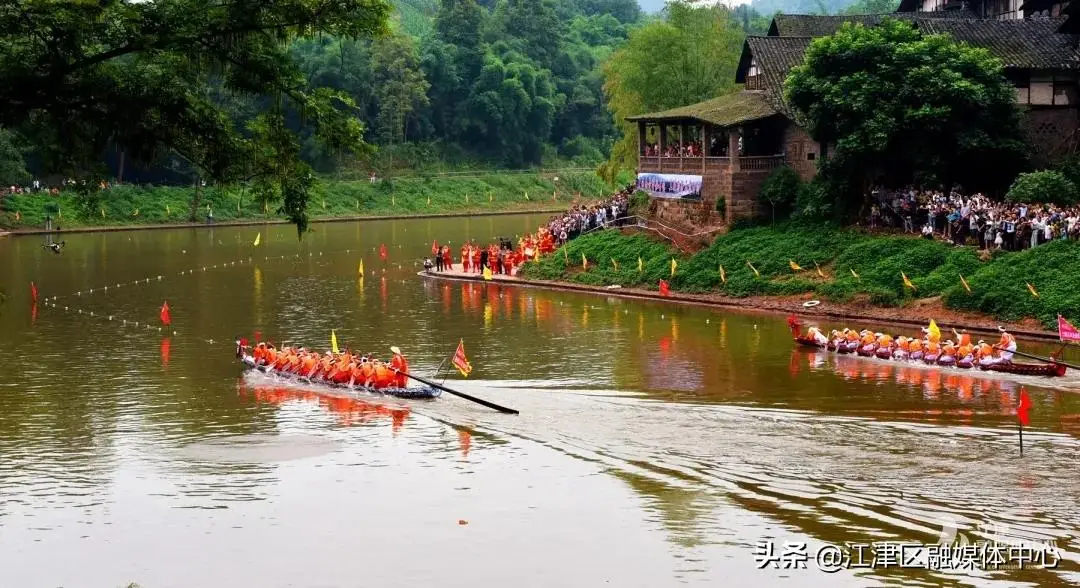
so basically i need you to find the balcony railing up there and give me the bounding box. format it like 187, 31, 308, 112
639, 154, 785, 174
740, 155, 786, 171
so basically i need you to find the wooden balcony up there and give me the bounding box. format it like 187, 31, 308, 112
638, 154, 785, 174
740, 155, 786, 172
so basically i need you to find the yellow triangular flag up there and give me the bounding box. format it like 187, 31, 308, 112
747, 261, 760, 278
466, 193, 469, 203
928, 319, 940, 340
322, 199, 327, 209
253, 233, 261, 247
902, 271, 916, 291
1027, 282, 1040, 298
959, 274, 971, 293
850, 268, 860, 280
719, 265, 726, 283
525, 191, 529, 200
637, 257, 643, 272
359, 259, 365, 275
101, 207, 106, 218
789, 260, 803, 272
483, 266, 493, 280
814, 262, 825, 278
582, 253, 588, 271
166, 204, 171, 215
553, 190, 557, 201
427, 196, 431, 206
489, 193, 493, 202
612, 258, 618, 271
331, 330, 339, 354
131, 208, 138, 217
533, 248, 540, 262
670, 258, 677, 277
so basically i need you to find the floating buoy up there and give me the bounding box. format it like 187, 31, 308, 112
803, 300, 821, 308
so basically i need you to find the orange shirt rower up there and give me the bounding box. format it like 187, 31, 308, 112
390, 346, 409, 388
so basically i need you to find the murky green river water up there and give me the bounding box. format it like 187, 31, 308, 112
3, 214, 1080, 587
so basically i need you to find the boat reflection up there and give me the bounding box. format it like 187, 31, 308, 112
238, 382, 410, 431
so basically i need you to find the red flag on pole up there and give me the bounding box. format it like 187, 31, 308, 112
432, 240, 439, 255
659, 279, 670, 297
160, 301, 171, 326
1018, 387, 1032, 427
452, 339, 473, 377
30, 281, 38, 302
379, 244, 388, 261
1058, 315, 1080, 343
254, 331, 262, 343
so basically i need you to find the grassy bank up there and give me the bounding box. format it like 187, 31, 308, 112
0, 170, 619, 230
518, 226, 1080, 330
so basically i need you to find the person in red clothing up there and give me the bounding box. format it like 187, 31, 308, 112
441, 245, 453, 271
389, 346, 409, 388
461, 244, 471, 272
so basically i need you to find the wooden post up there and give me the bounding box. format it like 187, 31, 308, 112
729, 127, 741, 172
638, 122, 646, 156
700, 124, 707, 174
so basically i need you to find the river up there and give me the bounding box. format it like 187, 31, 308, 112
2, 214, 1080, 587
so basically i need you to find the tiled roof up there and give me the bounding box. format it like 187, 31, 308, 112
917, 17, 1080, 69
765, 14, 1080, 70
625, 91, 779, 127
736, 36, 814, 115
768, 11, 977, 36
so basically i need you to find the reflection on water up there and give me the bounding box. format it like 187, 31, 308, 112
2, 216, 1080, 587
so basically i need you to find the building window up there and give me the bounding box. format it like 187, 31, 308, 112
748, 58, 759, 78
1054, 80, 1077, 105
1031, 75, 1054, 105
807, 152, 816, 161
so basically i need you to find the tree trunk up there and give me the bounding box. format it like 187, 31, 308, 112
188, 177, 202, 222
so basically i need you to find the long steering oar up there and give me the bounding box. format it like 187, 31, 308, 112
995, 345, 1080, 371
395, 369, 519, 415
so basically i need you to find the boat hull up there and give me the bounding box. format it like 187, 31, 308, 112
240, 355, 442, 399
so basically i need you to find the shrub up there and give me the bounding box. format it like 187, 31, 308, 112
758, 166, 801, 223
792, 178, 832, 221
715, 196, 726, 218
630, 190, 649, 214
1006, 170, 1078, 206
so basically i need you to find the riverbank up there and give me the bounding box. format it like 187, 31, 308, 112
0, 208, 565, 236
506, 225, 1080, 334
0, 170, 618, 231
420, 268, 1067, 342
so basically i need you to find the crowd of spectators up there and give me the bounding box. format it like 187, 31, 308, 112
540, 184, 633, 245
870, 188, 1080, 250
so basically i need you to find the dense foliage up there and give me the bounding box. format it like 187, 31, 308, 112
0, 0, 393, 232
785, 19, 1028, 221
1006, 170, 1079, 206
519, 227, 1080, 328
0, 171, 616, 229
598, 2, 748, 182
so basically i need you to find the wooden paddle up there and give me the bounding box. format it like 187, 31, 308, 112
394, 369, 519, 415
994, 345, 1080, 371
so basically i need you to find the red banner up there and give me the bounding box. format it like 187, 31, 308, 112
1059, 315, 1080, 342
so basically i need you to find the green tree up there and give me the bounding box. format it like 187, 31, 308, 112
0, 0, 391, 233
599, 1, 745, 182
465, 47, 560, 165
785, 19, 1027, 220
0, 129, 29, 186
1006, 170, 1079, 206
372, 33, 431, 147
840, 0, 900, 14
758, 166, 801, 223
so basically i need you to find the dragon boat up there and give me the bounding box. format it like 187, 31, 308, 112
237, 351, 442, 400
792, 335, 1067, 378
